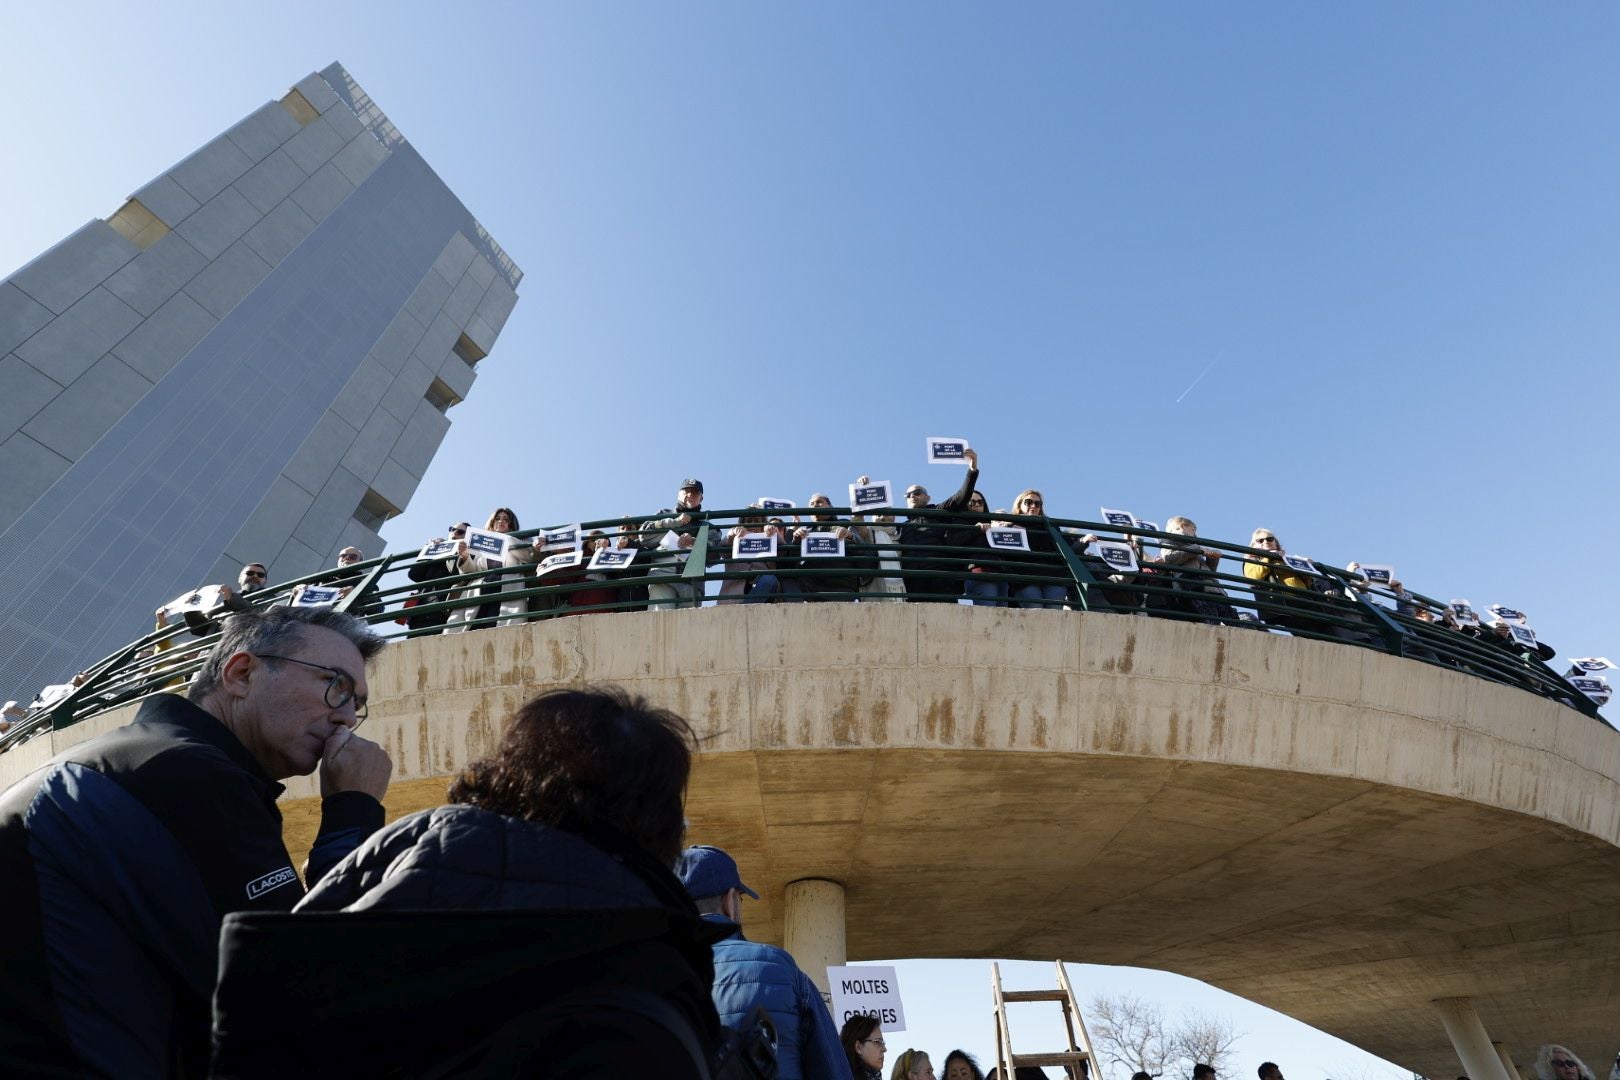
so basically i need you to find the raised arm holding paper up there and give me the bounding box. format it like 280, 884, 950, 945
897, 447, 980, 602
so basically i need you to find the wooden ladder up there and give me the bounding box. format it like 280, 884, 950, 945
991, 960, 1097, 1079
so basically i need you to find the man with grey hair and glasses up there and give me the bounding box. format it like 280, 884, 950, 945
0, 607, 392, 1076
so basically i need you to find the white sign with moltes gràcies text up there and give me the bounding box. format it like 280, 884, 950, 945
826, 964, 906, 1032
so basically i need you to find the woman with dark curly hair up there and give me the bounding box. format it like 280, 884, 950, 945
944, 1048, 987, 1080
294, 686, 721, 1076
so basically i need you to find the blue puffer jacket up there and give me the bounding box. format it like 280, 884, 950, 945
702, 913, 847, 1080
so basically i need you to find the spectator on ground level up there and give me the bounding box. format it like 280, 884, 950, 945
641, 479, 724, 610
1258, 1062, 1284, 1080
1534, 1046, 1597, 1080
892, 1047, 936, 1080
897, 448, 980, 602
676, 844, 844, 1079
404, 521, 470, 634
445, 507, 531, 631
842, 1015, 887, 1079
290, 686, 722, 1077
0, 608, 391, 1074
944, 1048, 987, 1080
1193, 1064, 1217, 1080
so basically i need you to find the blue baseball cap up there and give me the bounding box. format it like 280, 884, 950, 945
675, 845, 759, 901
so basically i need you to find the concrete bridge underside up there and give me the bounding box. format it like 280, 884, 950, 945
18, 605, 1617, 1077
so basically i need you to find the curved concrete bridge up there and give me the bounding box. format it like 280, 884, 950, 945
16, 606, 1618, 1078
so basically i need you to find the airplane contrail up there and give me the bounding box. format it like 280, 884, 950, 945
1174, 353, 1223, 404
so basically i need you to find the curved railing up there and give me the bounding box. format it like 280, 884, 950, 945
2, 508, 1605, 752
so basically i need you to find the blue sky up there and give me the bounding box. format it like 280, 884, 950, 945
4, 3, 1617, 1073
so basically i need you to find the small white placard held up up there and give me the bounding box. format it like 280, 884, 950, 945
1358, 564, 1395, 586
732, 533, 777, 560
1100, 507, 1137, 529
1449, 599, 1480, 627
419, 537, 459, 561
541, 523, 582, 552
1282, 554, 1319, 577
659, 530, 686, 552
588, 547, 637, 571
1092, 540, 1140, 574
1568, 657, 1616, 673
1507, 624, 1539, 650
1570, 676, 1612, 706
162, 585, 223, 620
464, 528, 511, 561
925, 437, 971, 464
849, 481, 892, 512
537, 551, 585, 577
1488, 603, 1527, 625
291, 585, 343, 608
826, 965, 906, 1032
757, 498, 794, 511
986, 526, 1030, 552
801, 533, 846, 558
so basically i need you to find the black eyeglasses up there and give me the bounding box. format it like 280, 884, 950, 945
1022, 499, 1043, 508
253, 654, 367, 723
1255, 537, 1279, 545
242, 570, 267, 578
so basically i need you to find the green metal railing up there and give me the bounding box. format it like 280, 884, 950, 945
1, 507, 1603, 751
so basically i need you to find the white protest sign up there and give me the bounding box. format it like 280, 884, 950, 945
1507, 624, 1538, 650
162, 585, 223, 619
1282, 555, 1319, 577
464, 528, 511, 561
757, 498, 794, 511
986, 526, 1030, 552
418, 537, 459, 561
732, 533, 777, 560
588, 547, 637, 571
1568, 657, 1615, 673
826, 965, 906, 1032
1135, 520, 1158, 536
659, 530, 686, 552
1100, 507, 1137, 529
1571, 676, 1612, 706
1449, 599, 1480, 627
291, 585, 343, 608
541, 523, 582, 552
849, 480, 892, 512
801, 533, 846, 558
1358, 564, 1395, 587
1091, 540, 1140, 574
537, 551, 585, 577
925, 437, 971, 465
1488, 604, 1527, 625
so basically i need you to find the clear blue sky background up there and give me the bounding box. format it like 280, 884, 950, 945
4, 3, 1616, 1074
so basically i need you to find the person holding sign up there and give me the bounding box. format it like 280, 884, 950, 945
1242, 529, 1335, 637
958, 490, 1009, 607
897, 449, 981, 602
639, 479, 725, 610
1144, 517, 1235, 623
793, 493, 871, 601
445, 508, 533, 632
404, 522, 470, 634
1004, 489, 1071, 609
720, 513, 796, 604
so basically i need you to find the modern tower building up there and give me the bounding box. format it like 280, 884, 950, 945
0, 62, 520, 701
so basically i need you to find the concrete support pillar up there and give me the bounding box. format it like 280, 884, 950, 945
784, 877, 846, 996
1432, 997, 1512, 1080
1493, 1042, 1523, 1080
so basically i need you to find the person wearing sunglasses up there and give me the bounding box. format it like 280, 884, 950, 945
1006, 488, 1071, 609
0, 607, 391, 1074
404, 522, 472, 634
1534, 1046, 1597, 1080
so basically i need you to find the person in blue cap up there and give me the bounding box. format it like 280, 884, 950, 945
677, 844, 847, 1080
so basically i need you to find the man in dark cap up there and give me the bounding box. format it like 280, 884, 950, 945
640, 478, 724, 610
677, 845, 845, 1080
